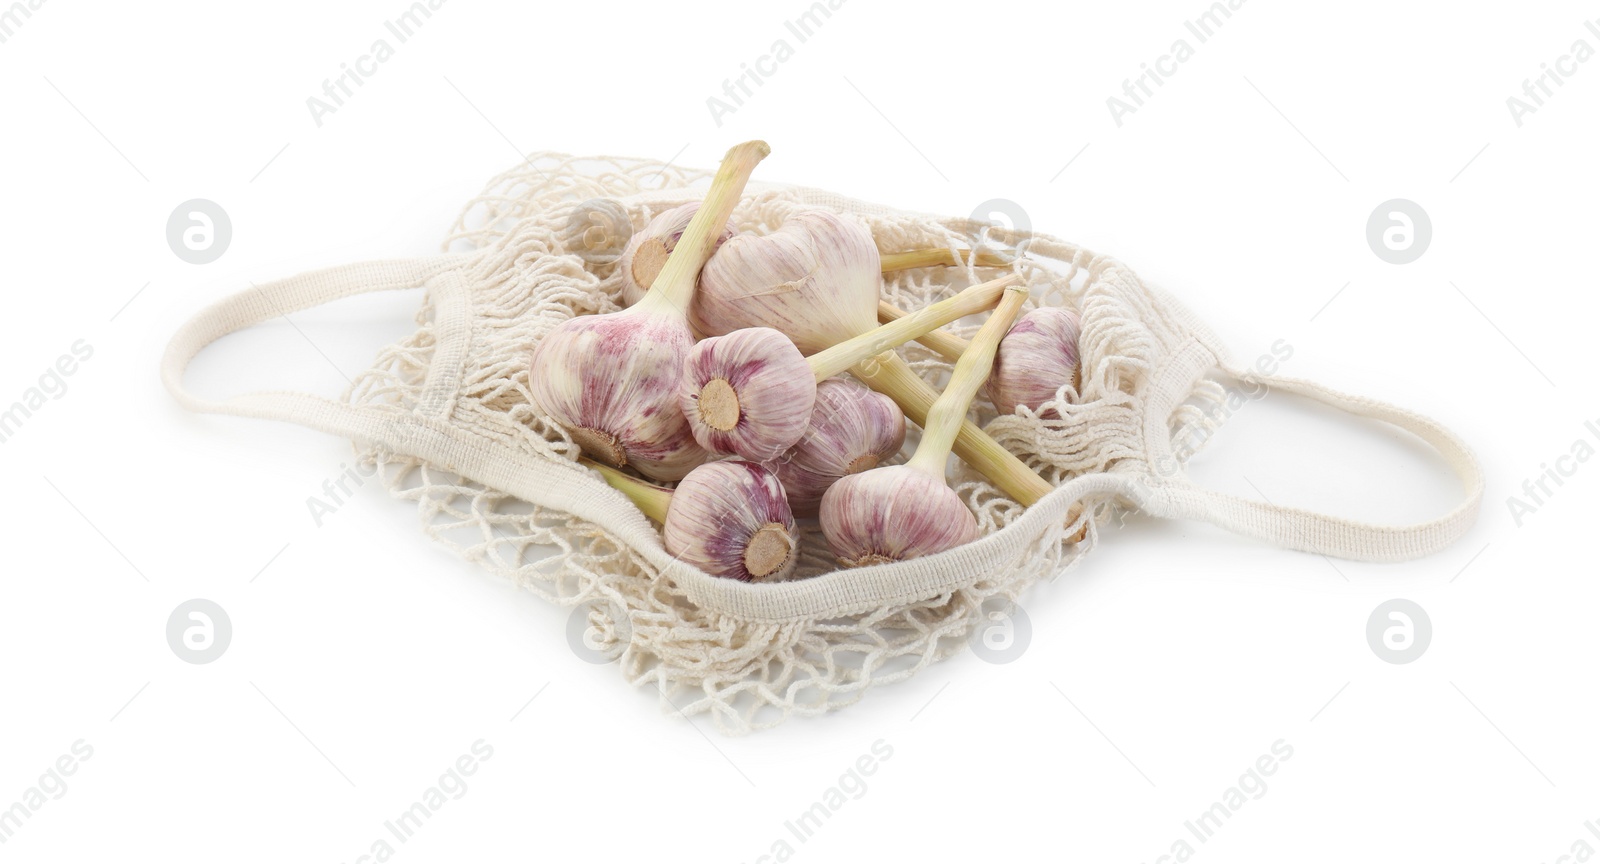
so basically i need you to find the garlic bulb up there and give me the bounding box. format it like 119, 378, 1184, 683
582, 457, 798, 582
664, 460, 798, 582
530, 313, 706, 480
693, 208, 881, 356
819, 466, 979, 565
988, 306, 1082, 416
820, 285, 1029, 566
679, 327, 814, 462
528, 140, 769, 482
616, 203, 737, 307
776, 377, 905, 516
692, 210, 1053, 507
680, 273, 1020, 462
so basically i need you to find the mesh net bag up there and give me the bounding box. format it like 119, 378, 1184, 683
164, 152, 1484, 735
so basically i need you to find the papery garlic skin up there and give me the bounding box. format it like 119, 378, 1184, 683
988, 306, 1083, 416
617, 203, 737, 307
777, 378, 905, 516
528, 309, 708, 482
663, 460, 798, 582
818, 466, 979, 566
693, 209, 882, 355
679, 327, 816, 463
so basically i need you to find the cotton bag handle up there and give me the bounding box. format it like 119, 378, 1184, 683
162, 255, 470, 442
1137, 344, 1485, 562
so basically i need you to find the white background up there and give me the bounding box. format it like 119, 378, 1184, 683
2, 0, 1597, 861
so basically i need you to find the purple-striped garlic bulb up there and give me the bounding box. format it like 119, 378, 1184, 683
679, 273, 1020, 462
820, 285, 1030, 566
692, 208, 881, 356
988, 306, 1083, 416
820, 466, 979, 565
776, 377, 905, 516
616, 203, 738, 307
528, 141, 769, 482
581, 457, 797, 582
663, 460, 798, 582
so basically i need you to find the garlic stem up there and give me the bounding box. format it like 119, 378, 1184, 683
635, 140, 769, 316
877, 301, 969, 363
850, 348, 1051, 506
807, 274, 1020, 381
905, 286, 1030, 477
580, 457, 671, 524
879, 248, 1012, 272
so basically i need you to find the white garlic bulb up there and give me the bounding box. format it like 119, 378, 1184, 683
530, 312, 708, 481
679, 326, 816, 463
820, 466, 978, 566
662, 460, 798, 582
776, 377, 905, 517
988, 306, 1082, 416
692, 208, 882, 356
616, 203, 737, 307
581, 457, 798, 582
